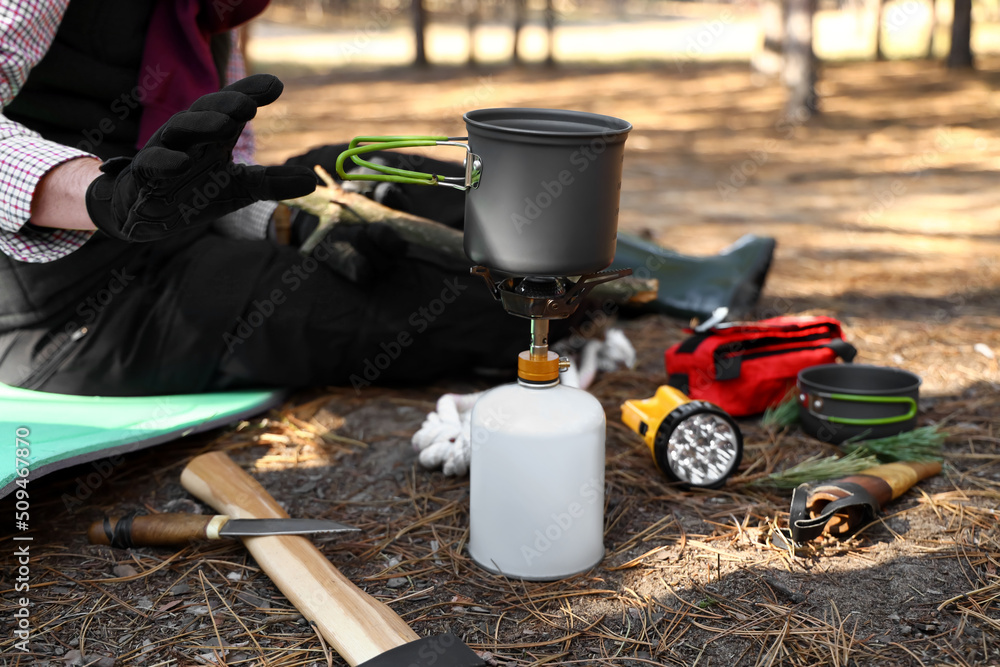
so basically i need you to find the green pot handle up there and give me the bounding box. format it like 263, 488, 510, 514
334, 136, 481, 190
806, 391, 918, 425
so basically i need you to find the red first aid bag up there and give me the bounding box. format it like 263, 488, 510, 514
664, 316, 856, 417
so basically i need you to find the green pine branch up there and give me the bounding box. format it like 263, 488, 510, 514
841, 425, 945, 462
751, 449, 881, 489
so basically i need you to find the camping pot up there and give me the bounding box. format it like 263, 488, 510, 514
335, 108, 632, 276
797, 364, 921, 444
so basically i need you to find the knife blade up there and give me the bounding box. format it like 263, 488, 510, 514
217, 517, 358, 537
87, 513, 359, 548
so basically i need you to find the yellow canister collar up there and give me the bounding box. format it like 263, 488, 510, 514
517, 350, 561, 383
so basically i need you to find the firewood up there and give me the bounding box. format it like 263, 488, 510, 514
282, 166, 658, 307
285, 166, 464, 257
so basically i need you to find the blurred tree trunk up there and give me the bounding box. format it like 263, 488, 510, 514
947, 0, 974, 67
512, 0, 527, 65
413, 0, 428, 67
466, 0, 481, 66
544, 0, 556, 67
925, 0, 938, 58
875, 0, 888, 60
783, 0, 819, 117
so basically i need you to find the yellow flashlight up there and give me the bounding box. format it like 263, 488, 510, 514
622, 386, 744, 489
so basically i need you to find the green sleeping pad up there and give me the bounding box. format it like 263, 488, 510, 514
0, 383, 283, 498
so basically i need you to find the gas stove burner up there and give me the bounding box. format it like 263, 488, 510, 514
514, 277, 567, 299
471, 266, 632, 319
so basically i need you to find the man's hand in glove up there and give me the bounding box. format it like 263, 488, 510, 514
85, 74, 317, 242
307, 221, 408, 284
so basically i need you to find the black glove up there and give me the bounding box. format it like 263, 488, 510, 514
85, 74, 317, 242
309, 221, 408, 284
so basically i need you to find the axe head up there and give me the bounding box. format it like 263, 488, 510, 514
788, 461, 943, 543
356, 633, 485, 667
789, 481, 880, 543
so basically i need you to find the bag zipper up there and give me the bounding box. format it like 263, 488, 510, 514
20, 326, 89, 390
713, 329, 839, 362
696, 320, 840, 336
678, 321, 841, 356
714, 339, 838, 380
732, 343, 832, 362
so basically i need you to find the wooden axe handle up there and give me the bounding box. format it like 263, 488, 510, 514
180, 451, 418, 666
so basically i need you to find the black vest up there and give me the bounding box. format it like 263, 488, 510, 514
0, 0, 228, 330
6, 0, 231, 160
5, 0, 156, 160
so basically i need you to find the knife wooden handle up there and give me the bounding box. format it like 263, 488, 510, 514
87, 514, 229, 547
180, 451, 419, 666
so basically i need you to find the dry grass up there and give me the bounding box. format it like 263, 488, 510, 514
3, 376, 996, 666
2, 59, 999, 666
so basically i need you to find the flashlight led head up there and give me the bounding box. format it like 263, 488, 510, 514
622, 386, 743, 489
654, 401, 742, 488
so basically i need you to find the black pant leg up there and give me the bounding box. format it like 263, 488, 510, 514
0, 232, 523, 396
210, 242, 525, 390
0, 232, 284, 395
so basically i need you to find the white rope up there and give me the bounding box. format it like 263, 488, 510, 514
411, 391, 482, 477
411, 329, 636, 476
559, 328, 636, 388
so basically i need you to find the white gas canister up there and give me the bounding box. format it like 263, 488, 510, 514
468, 381, 606, 580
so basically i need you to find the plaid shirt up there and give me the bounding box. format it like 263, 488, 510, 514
0, 0, 271, 263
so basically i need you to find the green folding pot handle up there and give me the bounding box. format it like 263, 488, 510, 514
807, 391, 918, 425
334, 136, 481, 190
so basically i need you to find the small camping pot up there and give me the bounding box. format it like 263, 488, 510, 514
335, 108, 632, 276
797, 364, 921, 444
